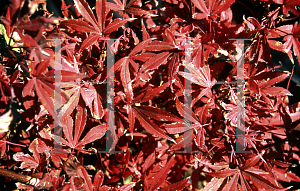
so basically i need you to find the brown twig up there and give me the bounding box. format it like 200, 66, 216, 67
0, 168, 51, 190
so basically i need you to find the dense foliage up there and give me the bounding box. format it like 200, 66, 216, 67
0, 0, 300, 190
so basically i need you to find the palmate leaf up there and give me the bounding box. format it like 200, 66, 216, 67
111, 39, 152, 102
192, 0, 235, 20
249, 71, 292, 104
135, 105, 182, 122
60, 20, 98, 33
144, 156, 176, 191
205, 155, 287, 191
160, 178, 189, 191
74, 0, 99, 32
62, 105, 107, 150
178, 64, 215, 105
108, 0, 154, 19
178, 64, 215, 88
76, 166, 93, 191
71, 0, 134, 51
125, 82, 180, 141
22, 57, 85, 118
61, 81, 104, 120
266, 23, 300, 64
170, 129, 194, 151
132, 106, 174, 141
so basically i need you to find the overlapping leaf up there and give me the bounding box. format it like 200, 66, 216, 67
192, 0, 235, 20
64, 0, 135, 50
61, 105, 107, 150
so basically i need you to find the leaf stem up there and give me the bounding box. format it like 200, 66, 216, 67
286, 64, 294, 90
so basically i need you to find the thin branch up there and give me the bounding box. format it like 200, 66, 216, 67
0, 168, 51, 190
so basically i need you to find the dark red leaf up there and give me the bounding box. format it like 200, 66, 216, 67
132, 106, 174, 141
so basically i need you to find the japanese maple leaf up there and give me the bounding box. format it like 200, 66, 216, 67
114, 81, 177, 141
249, 71, 292, 107
61, 105, 106, 151
144, 156, 176, 191
111, 39, 153, 102
282, 22, 300, 65
167, 98, 206, 151
141, 29, 183, 90
22, 57, 85, 117
222, 101, 251, 127
191, 34, 218, 68
130, 105, 177, 142
192, 0, 235, 21
70, 166, 135, 191
63, 0, 135, 51
107, 0, 154, 19
178, 64, 216, 105
61, 81, 104, 120
205, 154, 286, 191
244, 16, 295, 67
13, 140, 41, 169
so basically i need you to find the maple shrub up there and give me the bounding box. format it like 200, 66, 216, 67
1, 0, 300, 190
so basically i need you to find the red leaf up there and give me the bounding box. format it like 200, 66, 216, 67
80, 34, 102, 51
222, 173, 238, 191
13, 151, 39, 169
145, 41, 175, 51
93, 171, 104, 190
145, 156, 176, 191
34, 78, 55, 117
175, 98, 199, 124
61, 85, 81, 119
261, 86, 292, 96
139, 52, 171, 74
62, 115, 75, 147
128, 105, 135, 133
77, 166, 93, 191
192, 0, 235, 20
118, 182, 136, 191
163, 123, 186, 134
95, 0, 106, 32
142, 19, 150, 40
103, 18, 135, 35
136, 105, 183, 122
170, 129, 194, 151
160, 178, 189, 191
129, 39, 152, 57
178, 64, 215, 88
73, 0, 99, 32
80, 84, 104, 119
139, 82, 170, 103
74, 105, 87, 144
201, 178, 224, 191
241, 154, 261, 170
61, 19, 98, 33
22, 79, 35, 97
132, 106, 174, 141
77, 124, 107, 147
142, 151, 155, 173
168, 53, 179, 91
242, 171, 287, 191
207, 168, 238, 179
259, 73, 289, 88
121, 60, 133, 102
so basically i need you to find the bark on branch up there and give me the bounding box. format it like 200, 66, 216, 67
0, 168, 52, 190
